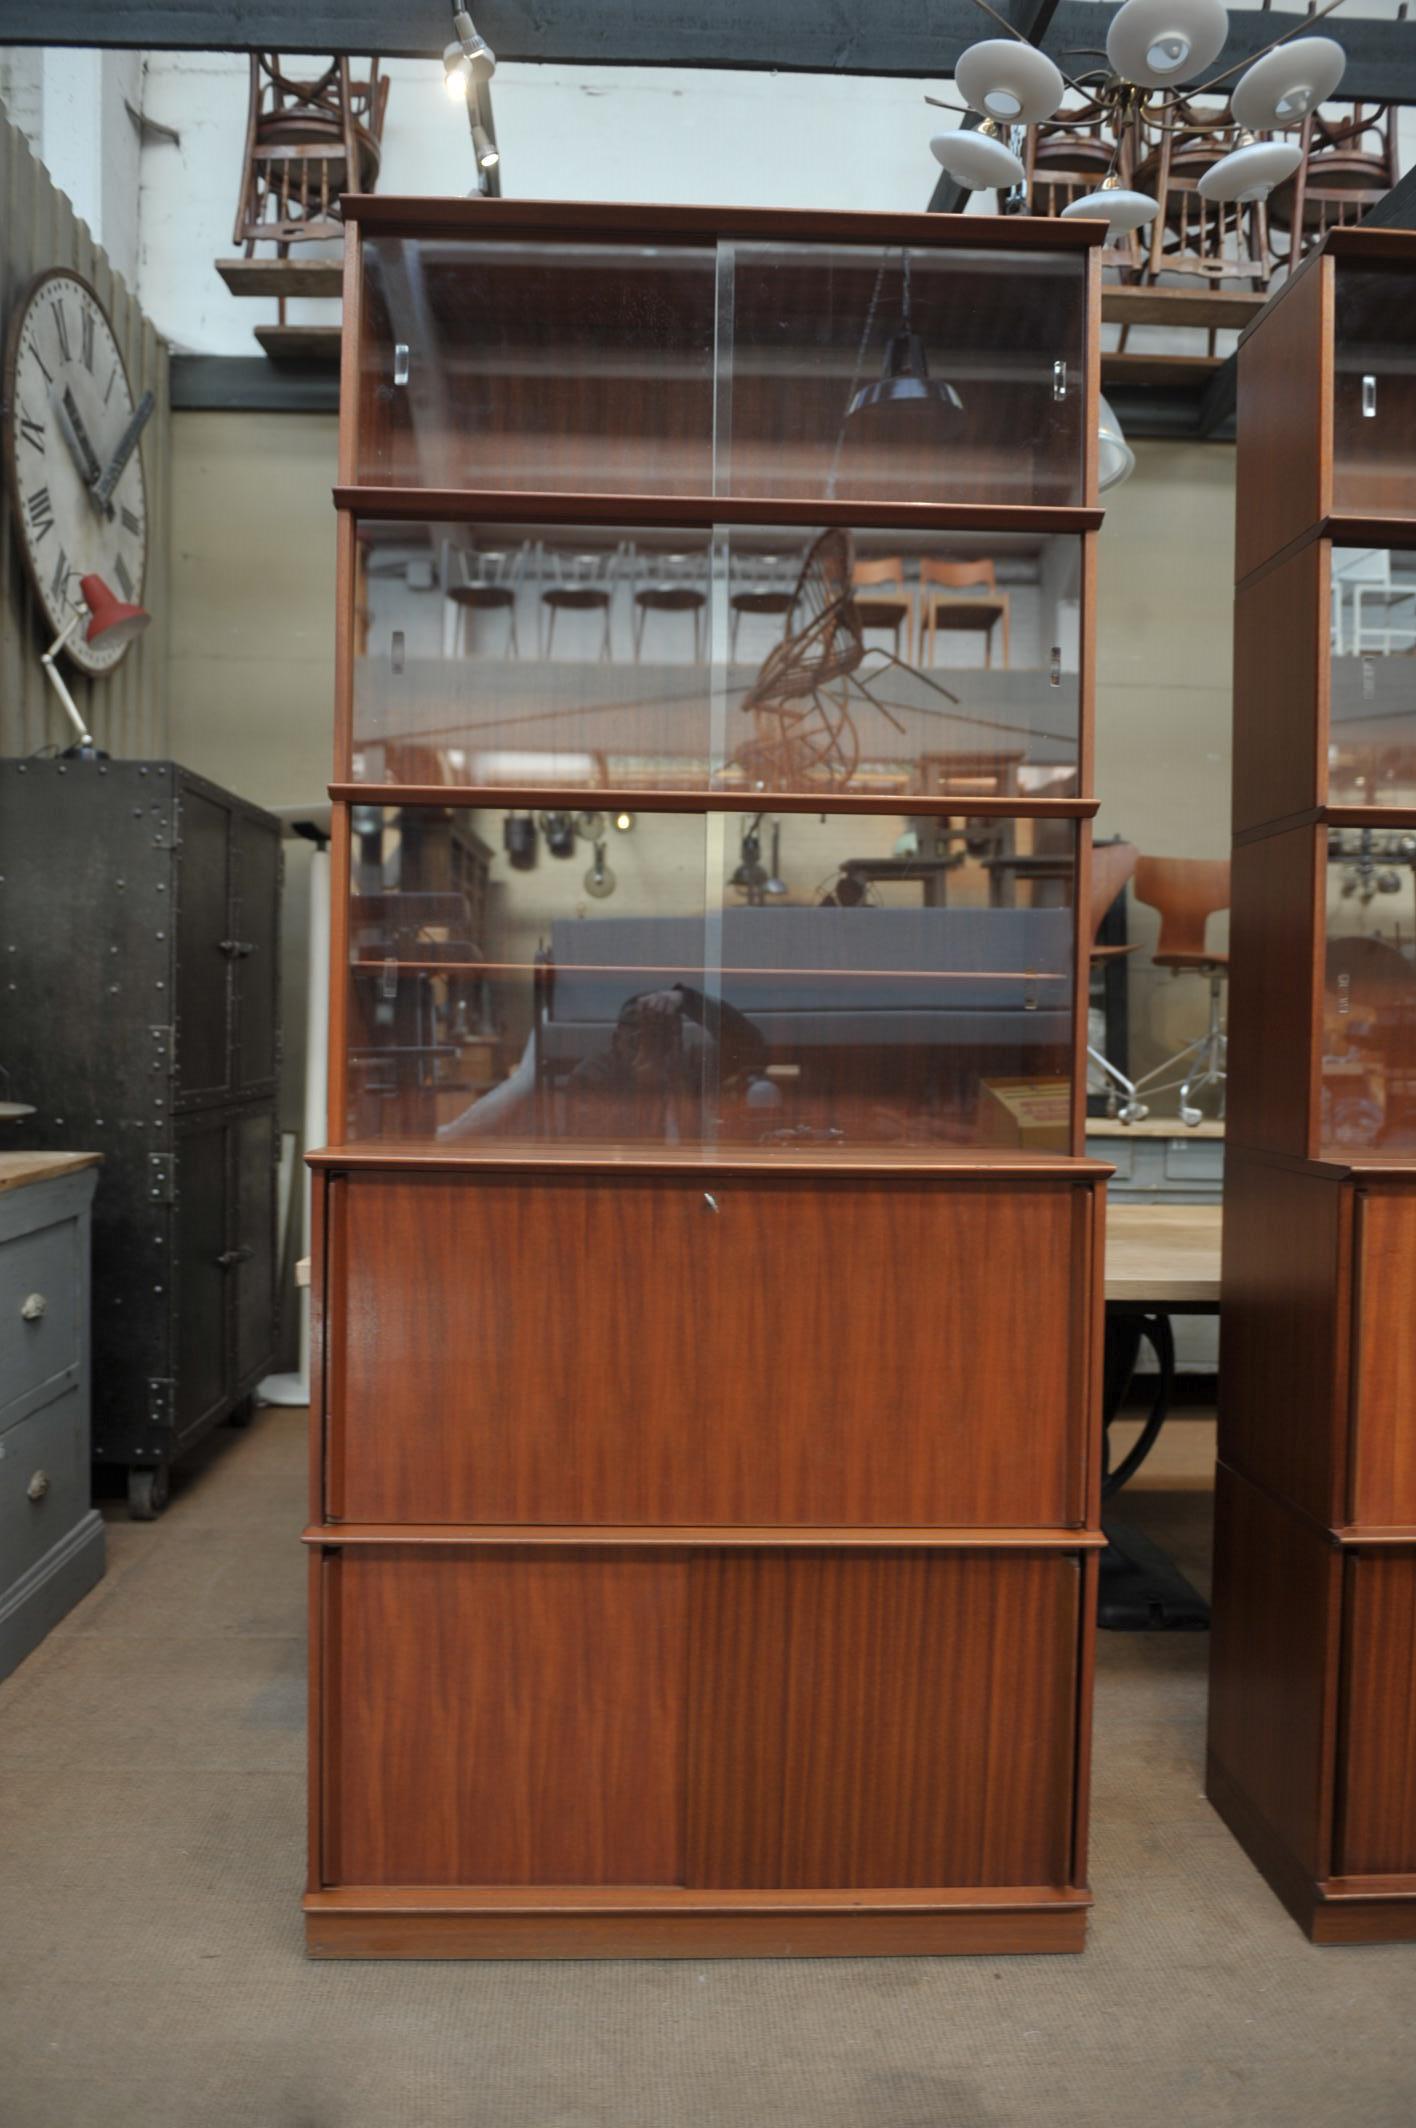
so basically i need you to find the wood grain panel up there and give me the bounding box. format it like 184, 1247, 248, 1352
1207, 1463, 1341, 1885
331, 1171, 1092, 1528
1232, 539, 1328, 835
1350, 1190, 1416, 1528
1336, 1551, 1416, 1876
684, 1549, 1081, 1889
1219, 1150, 1349, 1525
323, 1546, 688, 1887
1224, 825, 1322, 1159
1235, 254, 1331, 583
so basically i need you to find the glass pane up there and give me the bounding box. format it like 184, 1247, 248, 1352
722, 243, 1087, 506
343, 806, 1074, 1154
350, 519, 1081, 799
357, 237, 716, 491
1333, 267, 1416, 518
1322, 826, 1416, 1153
1330, 545, 1416, 805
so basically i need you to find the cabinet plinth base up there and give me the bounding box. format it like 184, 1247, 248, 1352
1207, 1753, 1416, 1946
304, 1889, 1090, 1960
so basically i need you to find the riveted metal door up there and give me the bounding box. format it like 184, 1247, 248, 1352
174, 787, 233, 1106
232, 1105, 278, 1385
173, 1112, 229, 1440
233, 812, 281, 1098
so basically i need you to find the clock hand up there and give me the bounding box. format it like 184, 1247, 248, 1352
57, 385, 106, 498
93, 389, 155, 514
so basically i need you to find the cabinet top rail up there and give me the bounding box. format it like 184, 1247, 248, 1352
337, 196, 1108, 252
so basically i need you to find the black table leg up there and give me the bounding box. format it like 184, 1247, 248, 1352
1099, 1309, 1210, 1631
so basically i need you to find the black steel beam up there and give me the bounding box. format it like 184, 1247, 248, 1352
170, 356, 339, 413
1359, 160, 1416, 229
4, 0, 1416, 102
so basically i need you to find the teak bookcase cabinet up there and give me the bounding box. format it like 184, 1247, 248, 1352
306, 197, 1110, 1959
1212, 226, 1416, 1946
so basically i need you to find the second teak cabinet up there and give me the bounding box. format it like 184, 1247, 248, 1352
307, 198, 1109, 1958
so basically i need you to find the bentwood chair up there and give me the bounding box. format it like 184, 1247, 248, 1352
631, 549, 708, 662
919, 557, 1011, 669
1130, 855, 1231, 1125
540, 544, 621, 661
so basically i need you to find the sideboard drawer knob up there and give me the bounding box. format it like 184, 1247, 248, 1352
27, 1469, 50, 1502
20, 1292, 46, 1322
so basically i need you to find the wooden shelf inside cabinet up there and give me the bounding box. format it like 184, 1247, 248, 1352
1213, 225, 1416, 1945
311, 199, 1108, 1961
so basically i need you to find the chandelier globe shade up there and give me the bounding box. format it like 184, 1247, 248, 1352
1098, 396, 1135, 493
930, 128, 1026, 187
1197, 138, 1302, 203
954, 40, 1065, 125
1230, 36, 1347, 129
1106, 0, 1230, 89
1061, 187, 1160, 233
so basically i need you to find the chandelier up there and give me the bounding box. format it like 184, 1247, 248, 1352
928, 0, 1351, 232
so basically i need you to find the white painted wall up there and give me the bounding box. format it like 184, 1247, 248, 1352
0, 46, 143, 282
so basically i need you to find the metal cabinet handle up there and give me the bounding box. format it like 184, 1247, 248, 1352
20, 1292, 46, 1321
216, 1246, 255, 1268
703, 1192, 720, 1213
27, 1470, 49, 1502
219, 939, 255, 958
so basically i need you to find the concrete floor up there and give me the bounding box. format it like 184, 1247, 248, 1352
2, 1410, 1414, 2128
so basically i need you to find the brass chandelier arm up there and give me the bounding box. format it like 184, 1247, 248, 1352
962, 0, 1096, 96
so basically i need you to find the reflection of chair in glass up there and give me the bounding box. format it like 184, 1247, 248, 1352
234, 54, 388, 253
1333, 549, 1416, 657
631, 548, 707, 662
540, 544, 621, 661
1085, 839, 1145, 1122
919, 558, 1011, 669
729, 551, 799, 660
1129, 856, 1230, 1125
850, 556, 913, 660
732, 529, 959, 792
443, 541, 525, 659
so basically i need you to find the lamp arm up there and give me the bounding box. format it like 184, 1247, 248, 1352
40, 615, 95, 750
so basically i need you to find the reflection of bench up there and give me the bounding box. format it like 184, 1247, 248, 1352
534, 907, 1073, 1080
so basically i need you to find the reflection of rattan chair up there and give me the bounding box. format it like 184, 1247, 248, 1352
234, 54, 388, 253
919, 558, 1010, 669
1130, 855, 1230, 1124
851, 556, 912, 661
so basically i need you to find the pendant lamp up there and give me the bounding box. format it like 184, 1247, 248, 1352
1197, 138, 1302, 204
930, 125, 1026, 189
1105, 0, 1230, 89
1061, 185, 1160, 234
954, 39, 1065, 126
846, 254, 963, 419
1230, 36, 1346, 130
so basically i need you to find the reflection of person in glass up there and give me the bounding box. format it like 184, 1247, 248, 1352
567, 983, 771, 1142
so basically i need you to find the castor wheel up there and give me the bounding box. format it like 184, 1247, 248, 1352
226, 1395, 256, 1429
127, 1465, 170, 1520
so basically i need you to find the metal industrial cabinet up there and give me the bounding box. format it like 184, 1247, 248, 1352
0, 759, 282, 1516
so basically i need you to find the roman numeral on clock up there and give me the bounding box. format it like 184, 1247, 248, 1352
114, 553, 135, 600
50, 547, 69, 606
26, 487, 55, 543
81, 307, 95, 370
18, 405, 44, 450
51, 300, 71, 364
121, 504, 142, 537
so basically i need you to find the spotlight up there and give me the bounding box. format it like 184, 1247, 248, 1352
452, 7, 495, 72
612, 811, 636, 833
471, 121, 500, 170
443, 43, 473, 100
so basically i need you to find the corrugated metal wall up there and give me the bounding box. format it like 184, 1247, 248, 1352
1, 110, 170, 759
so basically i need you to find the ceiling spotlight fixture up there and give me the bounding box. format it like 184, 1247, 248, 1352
846, 252, 963, 419
451, 7, 494, 74
1061, 178, 1160, 235
1230, 35, 1347, 129
443, 44, 473, 100
1105, 0, 1229, 89
929, 121, 1026, 190
1097, 395, 1136, 492
955, 39, 1065, 126
471, 120, 500, 170
612, 810, 636, 833
1197, 137, 1303, 205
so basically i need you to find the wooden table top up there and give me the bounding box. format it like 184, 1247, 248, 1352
1087, 1118, 1224, 1141
0, 1151, 102, 1195
1104, 1202, 1221, 1307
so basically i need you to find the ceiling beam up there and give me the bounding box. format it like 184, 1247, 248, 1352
4, 0, 1416, 102
1358, 160, 1416, 230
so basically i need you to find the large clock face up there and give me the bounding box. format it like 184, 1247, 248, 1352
3, 269, 150, 677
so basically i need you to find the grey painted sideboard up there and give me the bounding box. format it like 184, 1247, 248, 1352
0, 1153, 105, 1678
